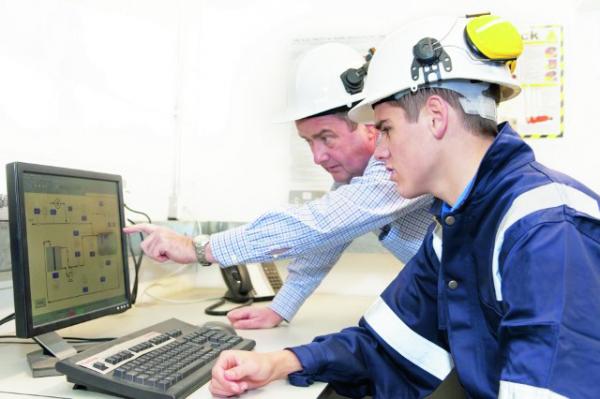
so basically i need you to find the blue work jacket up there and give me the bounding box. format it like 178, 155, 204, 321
288, 123, 600, 398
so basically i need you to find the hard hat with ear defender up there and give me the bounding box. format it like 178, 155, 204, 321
349, 15, 523, 123
279, 43, 372, 122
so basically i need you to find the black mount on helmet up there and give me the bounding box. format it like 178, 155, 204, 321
410, 37, 452, 84
340, 48, 376, 95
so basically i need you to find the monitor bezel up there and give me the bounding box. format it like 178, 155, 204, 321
6, 162, 131, 338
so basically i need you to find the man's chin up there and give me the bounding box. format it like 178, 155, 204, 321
397, 185, 422, 200
330, 172, 351, 184
325, 168, 352, 184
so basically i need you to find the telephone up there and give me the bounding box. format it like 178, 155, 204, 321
221, 262, 283, 303
205, 262, 284, 316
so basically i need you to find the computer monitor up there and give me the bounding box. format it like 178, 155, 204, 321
6, 162, 131, 376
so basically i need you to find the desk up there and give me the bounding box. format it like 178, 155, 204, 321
0, 289, 375, 399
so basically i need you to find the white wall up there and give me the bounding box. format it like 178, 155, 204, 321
0, 0, 182, 218
0, 0, 598, 222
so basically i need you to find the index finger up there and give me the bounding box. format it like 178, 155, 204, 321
122, 223, 157, 235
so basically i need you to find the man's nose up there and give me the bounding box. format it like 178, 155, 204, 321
312, 145, 329, 165
374, 141, 390, 161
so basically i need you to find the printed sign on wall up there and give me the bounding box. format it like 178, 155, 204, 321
499, 25, 565, 139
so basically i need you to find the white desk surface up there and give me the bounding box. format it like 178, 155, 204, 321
0, 289, 375, 399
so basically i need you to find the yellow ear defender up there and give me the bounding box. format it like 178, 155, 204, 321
464, 14, 523, 67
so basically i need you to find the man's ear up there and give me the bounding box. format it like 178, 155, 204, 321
424, 95, 449, 140
364, 123, 379, 141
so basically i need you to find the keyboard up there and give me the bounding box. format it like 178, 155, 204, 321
55, 318, 256, 399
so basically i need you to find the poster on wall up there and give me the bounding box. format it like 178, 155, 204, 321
498, 25, 565, 139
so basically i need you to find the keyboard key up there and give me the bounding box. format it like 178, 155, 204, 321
112, 368, 126, 378
123, 370, 138, 382
156, 378, 174, 391
134, 373, 150, 384
105, 356, 119, 365
166, 329, 182, 337
93, 362, 107, 371
145, 376, 158, 387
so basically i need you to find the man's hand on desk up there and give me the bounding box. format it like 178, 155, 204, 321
123, 224, 198, 264
227, 307, 284, 329
210, 350, 302, 397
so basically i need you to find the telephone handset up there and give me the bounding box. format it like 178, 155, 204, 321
205, 262, 284, 316
220, 264, 253, 303
221, 262, 283, 302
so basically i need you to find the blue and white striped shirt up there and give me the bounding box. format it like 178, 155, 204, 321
210, 156, 433, 321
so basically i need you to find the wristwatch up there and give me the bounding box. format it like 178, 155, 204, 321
192, 234, 212, 266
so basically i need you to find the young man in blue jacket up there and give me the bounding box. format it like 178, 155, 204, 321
209, 15, 600, 398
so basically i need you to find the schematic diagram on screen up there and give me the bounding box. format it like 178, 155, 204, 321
25, 192, 122, 307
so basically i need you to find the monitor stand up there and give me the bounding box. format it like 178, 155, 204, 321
28, 331, 77, 378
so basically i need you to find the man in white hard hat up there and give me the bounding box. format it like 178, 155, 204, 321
124, 43, 432, 329
209, 15, 600, 398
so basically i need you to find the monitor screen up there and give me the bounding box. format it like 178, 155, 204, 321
7, 162, 130, 339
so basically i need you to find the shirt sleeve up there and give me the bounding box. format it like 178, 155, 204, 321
379, 201, 433, 264
497, 217, 600, 399
269, 243, 348, 322
209, 156, 432, 266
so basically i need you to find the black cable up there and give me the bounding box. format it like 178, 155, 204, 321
124, 204, 152, 223
0, 334, 114, 344
0, 312, 15, 326
124, 204, 151, 305
126, 218, 144, 305
0, 335, 36, 344
0, 390, 71, 398
204, 298, 254, 316
0, 341, 36, 345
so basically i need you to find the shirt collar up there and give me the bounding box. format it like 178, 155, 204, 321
441, 177, 475, 217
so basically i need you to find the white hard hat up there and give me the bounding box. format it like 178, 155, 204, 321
349, 15, 523, 123
279, 43, 368, 122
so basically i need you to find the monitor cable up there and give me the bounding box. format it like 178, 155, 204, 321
0, 390, 72, 398
126, 219, 144, 305
0, 312, 15, 326
0, 337, 36, 344
0, 336, 114, 344
124, 204, 152, 223
124, 203, 152, 305
0, 313, 114, 343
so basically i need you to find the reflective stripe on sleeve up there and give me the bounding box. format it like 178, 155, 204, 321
499, 380, 568, 398
492, 183, 600, 301
432, 223, 443, 263
364, 297, 454, 380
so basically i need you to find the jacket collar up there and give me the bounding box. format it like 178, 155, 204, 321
431, 123, 534, 217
